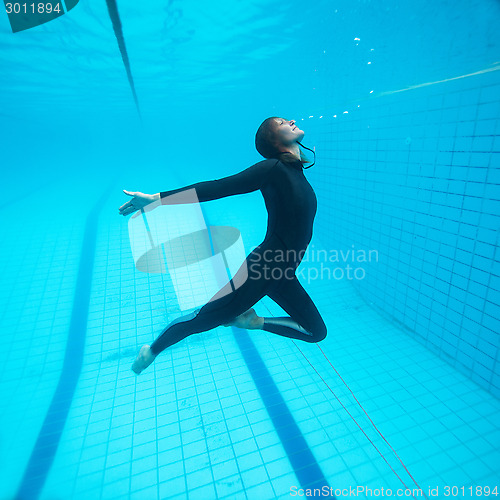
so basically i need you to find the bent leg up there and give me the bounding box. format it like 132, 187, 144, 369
148, 234, 298, 356
263, 276, 327, 343
149, 260, 273, 355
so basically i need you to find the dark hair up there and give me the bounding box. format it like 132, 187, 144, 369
255, 116, 311, 166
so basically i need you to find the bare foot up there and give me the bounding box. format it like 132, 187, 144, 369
223, 308, 264, 330
131, 345, 156, 375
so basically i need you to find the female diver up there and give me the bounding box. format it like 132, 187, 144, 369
118, 117, 327, 374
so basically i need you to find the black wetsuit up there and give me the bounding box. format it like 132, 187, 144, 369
149, 158, 327, 355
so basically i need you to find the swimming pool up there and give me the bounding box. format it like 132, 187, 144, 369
1, 0, 499, 499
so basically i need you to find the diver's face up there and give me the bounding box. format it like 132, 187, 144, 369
273, 117, 305, 146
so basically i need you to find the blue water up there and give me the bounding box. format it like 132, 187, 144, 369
1, 0, 499, 499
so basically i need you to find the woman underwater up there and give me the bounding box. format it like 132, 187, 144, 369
118, 117, 327, 374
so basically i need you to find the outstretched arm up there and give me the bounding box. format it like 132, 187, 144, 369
118, 159, 276, 217
159, 159, 276, 205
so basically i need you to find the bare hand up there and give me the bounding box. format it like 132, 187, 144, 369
118, 190, 159, 218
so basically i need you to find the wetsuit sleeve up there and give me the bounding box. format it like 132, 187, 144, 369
159, 159, 276, 204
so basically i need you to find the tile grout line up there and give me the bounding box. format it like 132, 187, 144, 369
15, 179, 118, 500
